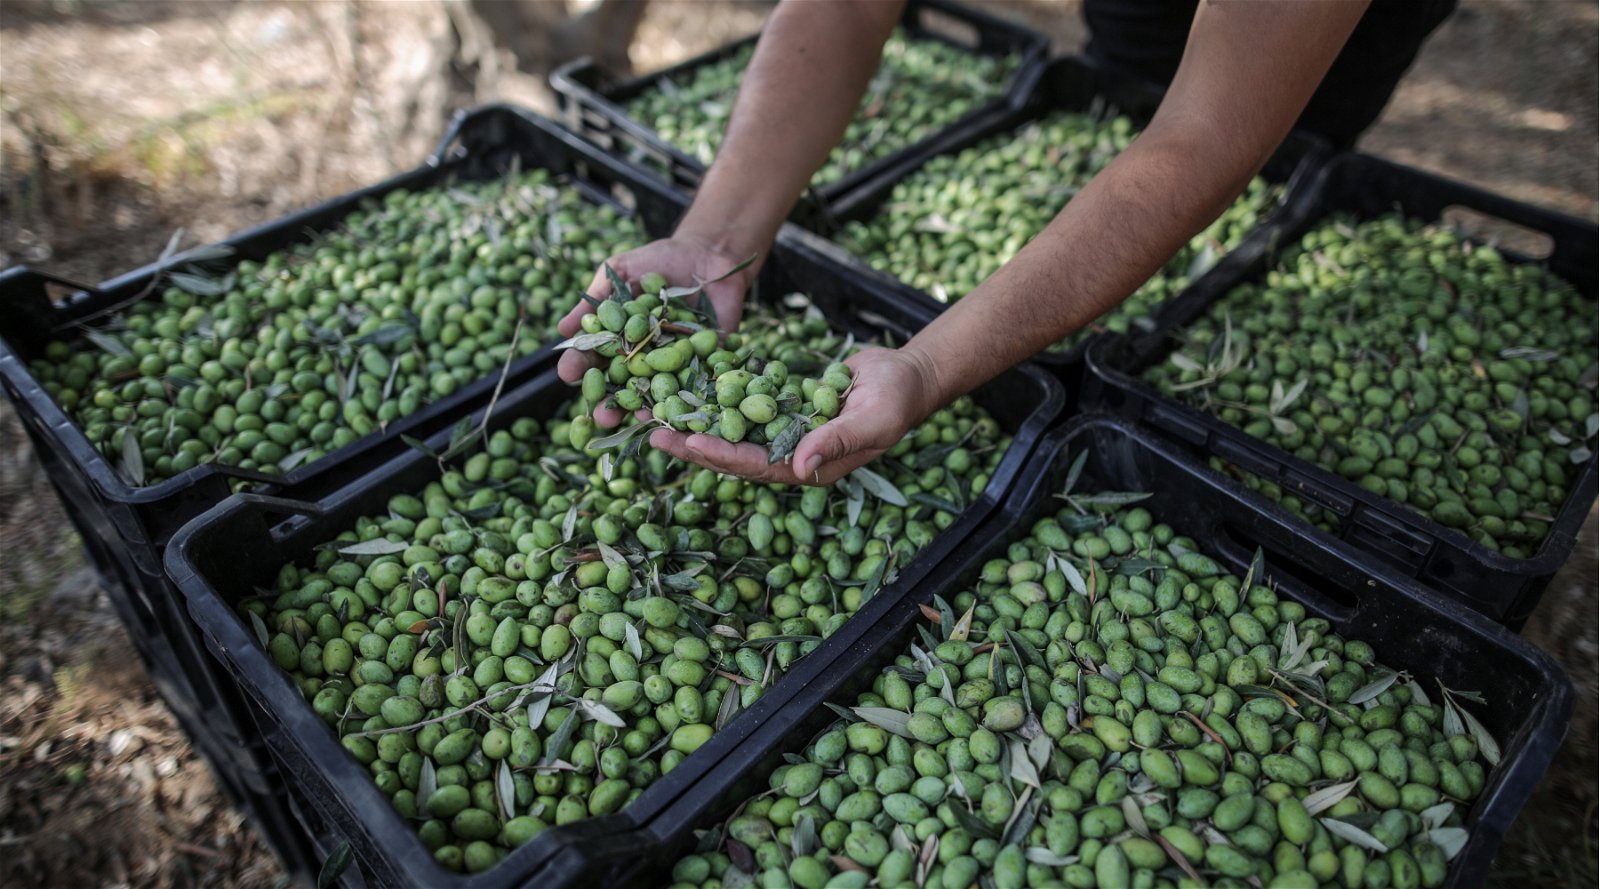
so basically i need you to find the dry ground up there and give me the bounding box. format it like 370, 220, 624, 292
0, 2, 1594, 887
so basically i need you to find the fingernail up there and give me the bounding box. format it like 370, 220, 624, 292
804, 455, 823, 476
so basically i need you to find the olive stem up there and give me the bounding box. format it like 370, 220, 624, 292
346, 679, 557, 739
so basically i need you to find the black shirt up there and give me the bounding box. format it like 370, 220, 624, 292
1082, 0, 1457, 147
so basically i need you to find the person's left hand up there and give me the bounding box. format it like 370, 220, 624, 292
648, 346, 941, 486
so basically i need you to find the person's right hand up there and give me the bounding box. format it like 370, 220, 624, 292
557, 235, 758, 427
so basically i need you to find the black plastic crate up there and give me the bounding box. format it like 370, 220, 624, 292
163, 261, 1064, 888
561, 415, 1573, 889
1083, 152, 1599, 627
0, 104, 686, 581
777, 55, 1332, 398
0, 103, 692, 828
549, 0, 1048, 227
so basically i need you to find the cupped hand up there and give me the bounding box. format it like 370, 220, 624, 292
648, 346, 942, 486
557, 236, 756, 427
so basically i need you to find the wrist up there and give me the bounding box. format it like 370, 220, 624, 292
674, 205, 774, 274
897, 339, 951, 423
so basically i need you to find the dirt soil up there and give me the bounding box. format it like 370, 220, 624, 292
0, 2, 1594, 887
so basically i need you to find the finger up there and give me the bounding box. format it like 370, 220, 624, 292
792, 411, 874, 482
593, 401, 627, 429
652, 429, 788, 483
557, 348, 602, 384
557, 293, 592, 337
706, 282, 746, 332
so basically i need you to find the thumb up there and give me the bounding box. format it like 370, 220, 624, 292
793, 412, 871, 481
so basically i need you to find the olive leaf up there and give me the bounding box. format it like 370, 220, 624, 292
1320, 817, 1389, 853
525, 662, 564, 731
317, 841, 355, 889
1239, 546, 1264, 602
1071, 491, 1153, 509
948, 802, 999, 841
170, 270, 237, 297
586, 421, 658, 452
1005, 628, 1045, 673
624, 623, 644, 663
248, 611, 271, 649
912, 442, 960, 470
401, 434, 440, 460
715, 679, 743, 731
552, 331, 621, 352
1024, 848, 1078, 867
791, 814, 817, 860
911, 492, 963, 514
1404, 679, 1431, 707
335, 538, 408, 556
1420, 802, 1455, 831
1278, 621, 1299, 669
561, 502, 580, 543
1056, 556, 1088, 597
849, 466, 908, 507
418, 757, 438, 807
603, 262, 632, 302
1061, 450, 1089, 498
121, 427, 145, 486
862, 551, 894, 602
1120, 796, 1149, 838
596, 541, 628, 570
495, 760, 516, 823
1499, 346, 1559, 362
1454, 702, 1502, 766
949, 603, 977, 643
843, 476, 865, 528
1009, 740, 1040, 788
1168, 351, 1204, 374
768, 414, 807, 465
737, 634, 821, 649
1028, 733, 1052, 774
1427, 826, 1470, 860
540, 708, 579, 765
1114, 557, 1165, 578
1301, 779, 1358, 816
1269, 377, 1308, 415
279, 447, 317, 474
82, 328, 133, 358
351, 323, 414, 348
850, 707, 916, 739
1000, 786, 1036, 846
933, 595, 956, 641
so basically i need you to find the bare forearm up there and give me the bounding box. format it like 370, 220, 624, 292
675, 0, 902, 260
902, 0, 1367, 412
902, 125, 1257, 409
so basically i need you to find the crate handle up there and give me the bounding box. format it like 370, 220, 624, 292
428, 102, 526, 165
234, 492, 330, 519
1211, 521, 1360, 623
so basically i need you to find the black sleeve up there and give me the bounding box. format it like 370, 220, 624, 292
1082, 0, 1458, 147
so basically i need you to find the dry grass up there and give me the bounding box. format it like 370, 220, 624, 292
0, 1, 1594, 887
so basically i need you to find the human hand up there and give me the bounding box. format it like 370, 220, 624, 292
648, 346, 942, 486
557, 236, 757, 428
